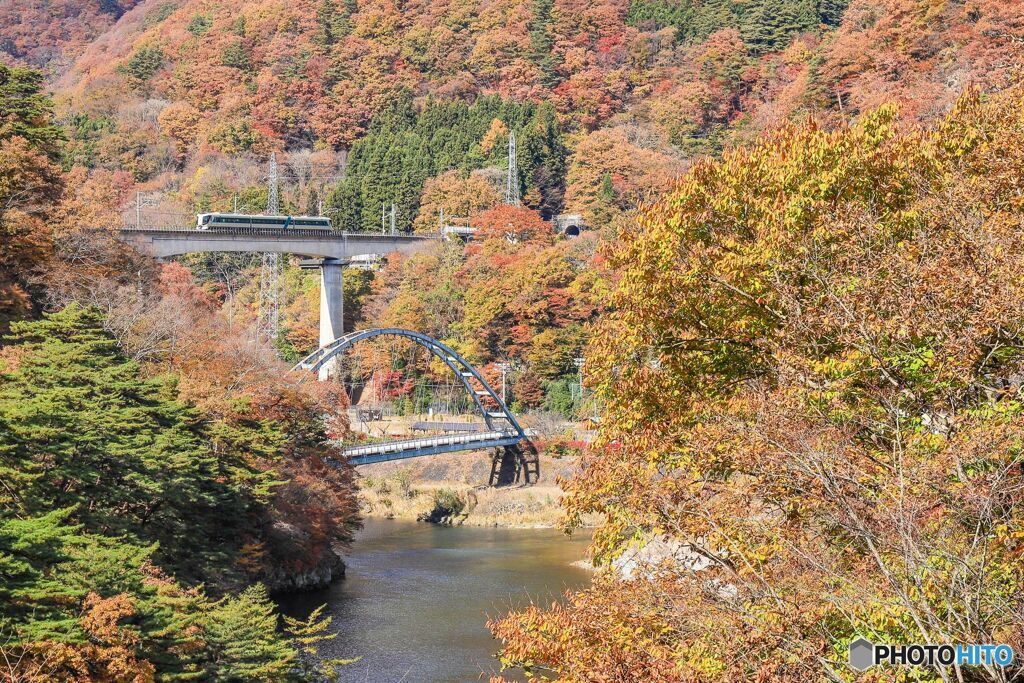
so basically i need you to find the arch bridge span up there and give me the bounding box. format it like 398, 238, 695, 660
293, 329, 532, 472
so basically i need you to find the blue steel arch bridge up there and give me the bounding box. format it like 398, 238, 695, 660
293, 328, 538, 484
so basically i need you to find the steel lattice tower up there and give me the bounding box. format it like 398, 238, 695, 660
505, 130, 520, 206
257, 153, 282, 344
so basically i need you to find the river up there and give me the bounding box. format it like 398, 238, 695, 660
277, 518, 593, 682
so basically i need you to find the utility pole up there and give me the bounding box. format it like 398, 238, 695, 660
233, 194, 238, 213
135, 192, 158, 228
573, 356, 585, 414
257, 153, 282, 345
505, 130, 520, 206
497, 361, 512, 404
381, 202, 387, 233
389, 203, 397, 234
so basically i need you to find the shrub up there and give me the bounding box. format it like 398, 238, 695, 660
431, 488, 464, 517
393, 469, 413, 498
187, 14, 212, 36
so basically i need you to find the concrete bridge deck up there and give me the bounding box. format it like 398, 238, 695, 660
119, 227, 438, 259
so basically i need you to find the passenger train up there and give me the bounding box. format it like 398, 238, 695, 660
196, 213, 333, 230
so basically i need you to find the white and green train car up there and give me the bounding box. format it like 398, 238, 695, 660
196, 213, 333, 230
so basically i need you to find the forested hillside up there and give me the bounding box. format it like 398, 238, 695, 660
5, 0, 1018, 223
0, 0, 144, 69
5, 0, 1011, 411
2, 0, 1024, 678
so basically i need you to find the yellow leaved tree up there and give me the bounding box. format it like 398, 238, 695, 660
491, 87, 1024, 681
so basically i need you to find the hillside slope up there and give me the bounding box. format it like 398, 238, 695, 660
0, 0, 144, 70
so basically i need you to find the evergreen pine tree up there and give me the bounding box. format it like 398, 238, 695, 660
306, 188, 320, 216
817, 0, 849, 26
313, 0, 356, 48
740, 0, 817, 55
521, 103, 567, 218
0, 309, 330, 680
314, 0, 336, 47
338, 0, 358, 38
0, 64, 64, 157
625, 0, 693, 36
0, 305, 269, 585
284, 604, 357, 681
529, 0, 560, 88
0, 508, 82, 641
685, 0, 738, 43
204, 585, 297, 680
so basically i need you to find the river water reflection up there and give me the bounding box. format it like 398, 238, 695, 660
277, 518, 593, 682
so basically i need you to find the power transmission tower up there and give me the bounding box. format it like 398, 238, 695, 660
257, 153, 282, 345
267, 152, 279, 214
505, 130, 520, 206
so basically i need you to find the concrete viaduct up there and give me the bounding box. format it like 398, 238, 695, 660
118, 227, 437, 376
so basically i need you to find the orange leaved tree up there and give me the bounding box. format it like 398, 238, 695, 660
491, 87, 1024, 681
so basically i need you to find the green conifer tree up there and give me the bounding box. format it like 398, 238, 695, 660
685, 0, 738, 43
817, 0, 849, 26
740, 0, 817, 55
0, 305, 270, 585
204, 585, 296, 680
529, 0, 560, 88
0, 508, 81, 641
315, 0, 337, 47
0, 64, 64, 156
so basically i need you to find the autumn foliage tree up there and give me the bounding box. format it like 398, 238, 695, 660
412, 170, 502, 233
491, 88, 1024, 680
0, 64, 63, 334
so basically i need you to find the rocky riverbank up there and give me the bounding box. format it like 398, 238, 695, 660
355, 449, 590, 528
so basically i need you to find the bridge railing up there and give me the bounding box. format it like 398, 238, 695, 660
343, 429, 519, 458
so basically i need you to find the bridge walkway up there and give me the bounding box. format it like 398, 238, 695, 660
342, 429, 523, 465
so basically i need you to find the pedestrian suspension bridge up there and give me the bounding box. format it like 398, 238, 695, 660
293, 328, 538, 483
